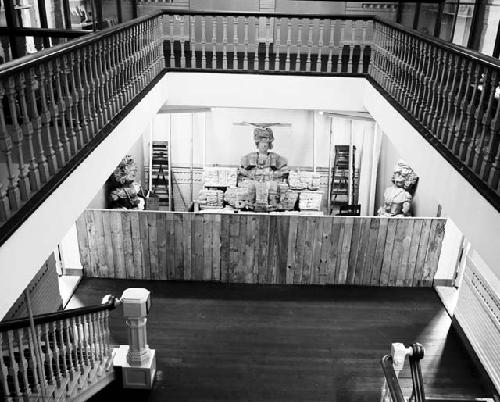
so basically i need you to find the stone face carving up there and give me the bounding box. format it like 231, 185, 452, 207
238, 127, 289, 183
109, 155, 145, 210
378, 160, 418, 217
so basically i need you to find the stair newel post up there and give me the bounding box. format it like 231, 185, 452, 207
114, 288, 156, 389
17, 71, 41, 192
0, 81, 20, 213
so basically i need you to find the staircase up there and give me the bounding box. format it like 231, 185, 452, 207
0, 298, 118, 401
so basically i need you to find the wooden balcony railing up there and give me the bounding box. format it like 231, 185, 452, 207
0, 12, 164, 244
0, 297, 117, 401
1, 10, 500, 246
163, 12, 373, 74
370, 19, 500, 208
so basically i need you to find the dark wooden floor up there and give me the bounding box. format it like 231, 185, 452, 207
68, 279, 489, 402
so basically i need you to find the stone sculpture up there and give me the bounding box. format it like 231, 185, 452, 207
378, 160, 418, 217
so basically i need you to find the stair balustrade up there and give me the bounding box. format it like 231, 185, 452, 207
0, 296, 118, 401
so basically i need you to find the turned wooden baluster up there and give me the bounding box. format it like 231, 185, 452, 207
16, 329, 30, 398
326, 20, 336, 73
179, 16, 186, 68
37, 64, 58, 176
102, 310, 111, 358
93, 43, 106, 130
169, 15, 175, 68
305, 19, 314, 72
273, 17, 281, 71
403, 34, 415, 110
0, 332, 13, 401
63, 318, 77, 380
41, 323, 56, 388
437, 53, 458, 142
360, 20, 368, 73
16, 72, 41, 193
472, 69, 498, 172
6, 76, 30, 202
67, 52, 86, 153
296, 19, 304, 71
95, 312, 104, 363
392, 29, 403, 103
26, 68, 49, 184
101, 38, 113, 119
81, 47, 97, 140
0, 82, 21, 213
77, 316, 89, 370
486, 95, 500, 191
35, 325, 49, 394
26, 325, 41, 395
0, 185, 8, 222
233, 16, 239, 70
74, 51, 89, 146
459, 62, 482, 160
265, 17, 272, 71
86, 313, 97, 368
201, 16, 207, 68
211, 17, 217, 69
418, 43, 435, 122
427, 48, 446, 131
56, 320, 70, 382
222, 16, 228, 70
86, 46, 100, 134
243, 17, 249, 70
46, 61, 66, 167
53, 59, 72, 162
316, 19, 324, 72
50, 321, 63, 386
7, 330, 21, 398
448, 57, 470, 150
190, 16, 196, 68
285, 18, 292, 71
60, 56, 77, 156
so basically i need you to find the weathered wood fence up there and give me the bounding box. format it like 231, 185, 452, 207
76, 210, 446, 287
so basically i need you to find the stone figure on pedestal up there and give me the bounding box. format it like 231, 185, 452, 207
378, 160, 418, 217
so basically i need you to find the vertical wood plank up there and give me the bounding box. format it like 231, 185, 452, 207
245, 215, 256, 283
258, 214, 270, 284
148, 212, 159, 280
362, 218, 379, 285
277, 215, 290, 284
237, 214, 248, 283
157, 212, 168, 280
337, 217, 353, 284
94, 210, 108, 278
121, 212, 134, 279
371, 218, 388, 285
293, 216, 306, 284
311, 216, 324, 285
405, 219, 423, 286
354, 218, 371, 285
388, 219, 407, 286
229, 214, 241, 283
110, 211, 125, 278
139, 211, 150, 279
396, 219, 415, 286
267, 215, 278, 284
183, 212, 193, 281
252, 214, 261, 283
413, 219, 432, 286
220, 213, 231, 282
346, 217, 361, 284
203, 214, 213, 281
129, 211, 142, 279
380, 218, 397, 286
212, 214, 222, 281
174, 213, 184, 280
328, 217, 343, 284
102, 211, 115, 278
193, 213, 204, 281
422, 219, 446, 286
319, 217, 333, 285
75, 213, 90, 275
301, 216, 315, 284
166, 213, 175, 280
286, 215, 299, 284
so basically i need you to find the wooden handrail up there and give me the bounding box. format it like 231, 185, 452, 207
0, 27, 89, 38
0, 298, 118, 332
160, 9, 376, 19
380, 354, 405, 402
0, 10, 163, 78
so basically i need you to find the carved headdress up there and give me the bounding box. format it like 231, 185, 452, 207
391, 160, 418, 192
253, 127, 274, 149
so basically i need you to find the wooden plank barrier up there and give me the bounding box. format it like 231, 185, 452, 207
76, 210, 446, 287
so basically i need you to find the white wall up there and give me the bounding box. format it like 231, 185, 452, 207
363, 82, 500, 284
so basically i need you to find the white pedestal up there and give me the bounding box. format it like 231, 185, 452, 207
113, 345, 156, 389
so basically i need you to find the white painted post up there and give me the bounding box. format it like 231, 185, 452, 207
113, 288, 156, 389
